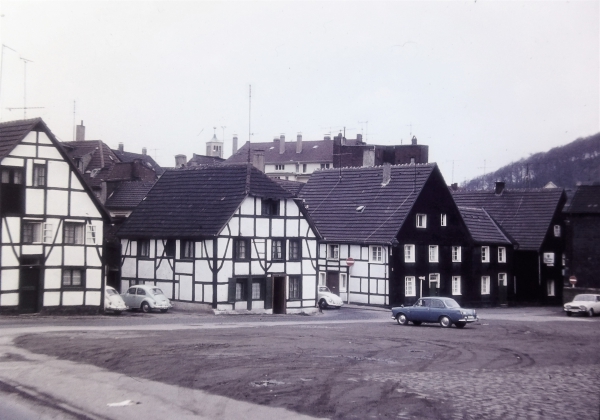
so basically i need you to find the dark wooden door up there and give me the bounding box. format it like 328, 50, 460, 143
19, 257, 42, 313
273, 276, 286, 314
326, 272, 340, 296
498, 284, 508, 305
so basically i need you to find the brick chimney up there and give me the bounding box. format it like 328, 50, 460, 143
296, 133, 302, 154
411, 136, 417, 145
232, 135, 238, 155
118, 142, 124, 152
252, 150, 265, 172
76, 120, 85, 141
175, 154, 187, 168
279, 134, 285, 154
495, 181, 505, 195
142, 147, 147, 155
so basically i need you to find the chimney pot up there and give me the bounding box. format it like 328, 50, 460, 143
232, 135, 238, 155
411, 136, 417, 145
142, 147, 147, 155
76, 121, 86, 141
296, 133, 302, 154
279, 134, 285, 154
357, 133, 363, 143
118, 142, 124, 152
175, 154, 187, 168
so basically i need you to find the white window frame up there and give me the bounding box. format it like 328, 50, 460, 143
64, 222, 85, 245
340, 273, 347, 292
429, 273, 440, 290
481, 246, 490, 263
481, 276, 490, 295
452, 246, 461, 262
251, 282, 261, 300
498, 247, 506, 263
327, 244, 339, 260
452, 276, 461, 295
405, 276, 416, 297
553, 225, 561, 237
416, 214, 427, 228
318, 272, 326, 286
404, 244, 415, 263
275, 164, 285, 171
547, 279, 555, 296
441, 214, 447, 226
370, 245, 383, 263
498, 273, 507, 286
86, 225, 97, 244
429, 245, 439, 263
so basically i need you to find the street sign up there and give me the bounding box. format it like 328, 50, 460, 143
346, 257, 355, 267
569, 276, 577, 287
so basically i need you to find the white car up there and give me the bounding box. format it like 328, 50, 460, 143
317, 286, 344, 309
104, 286, 128, 314
121, 285, 173, 313
564, 294, 600, 317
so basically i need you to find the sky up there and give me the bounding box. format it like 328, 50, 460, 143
0, 1, 598, 184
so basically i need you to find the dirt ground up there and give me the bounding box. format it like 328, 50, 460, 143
12, 308, 600, 420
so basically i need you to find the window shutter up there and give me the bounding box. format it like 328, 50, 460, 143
228, 278, 236, 303
264, 277, 273, 309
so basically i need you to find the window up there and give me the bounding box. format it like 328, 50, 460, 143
275, 164, 285, 171
64, 222, 84, 244
302, 164, 307, 173
547, 279, 555, 296
441, 214, 447, 226
165, 240, 175, 257
416, 214, 427, 228
498, 273, 507, 286
33, 164, 46, 187
235, 280, 247, 301
481, 246, 490, 263
327, 244, 339, 260
252, 281, 262, 300
62, 268, 83, 287
431, 299, 444, 308
234, 238, 250, 260
340, 273, 347, 291
553, 225, 561, 237
370, 245, 383, 263
1, 167, 24, 215
318, 272, 326, 286
289, 276, 301, 300
429, 245, 439, 263
404, 245, 415, 263
452, 276, 461, 295
320, 163, 330, 169
261, 199, 280, 216
86, 225, 96, 244
181, 240, 194, 259
498, 247, 506, 263
289, 239, 301, 261
272, 239, 284, 260
405, 276, 416, 296
23, 222, 51, 244
43, 223, 53, 243
452, 246, 461, 262
481, 276, 490, 295
139, 240, 150, 257
429, 273, 440, 290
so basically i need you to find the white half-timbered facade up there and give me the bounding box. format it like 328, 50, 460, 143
117, 164, 319, 314
0, 119, 108, 314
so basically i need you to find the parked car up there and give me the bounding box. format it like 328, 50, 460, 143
391, 297, 478, 328
121, 285, 173, 313
317, 286, 344, 309
104, 286, 128, 314
563, 294, 600, 317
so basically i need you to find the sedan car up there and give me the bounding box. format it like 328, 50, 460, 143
563, 294, 600, 317
121, 285, 173, 313
391, 297, 478, 328
317, 286, 344, 309
104, 286, 128, 314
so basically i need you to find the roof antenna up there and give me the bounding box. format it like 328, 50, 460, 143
248, 85, 252, 143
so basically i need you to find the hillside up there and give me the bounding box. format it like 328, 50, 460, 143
462, 133, 600, 190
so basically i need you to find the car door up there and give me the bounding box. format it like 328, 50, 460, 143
123, 287, 138, 307
136, 287, 148, 307
411, 298, 430, 322
429, 299, 445, 322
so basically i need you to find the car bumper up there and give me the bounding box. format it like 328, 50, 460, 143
105, 304, 128, 312
564, 308, 586, 313
150, 302, 173, 309
458, 316, 478, 323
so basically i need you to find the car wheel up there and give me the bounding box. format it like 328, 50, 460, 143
439, 316, 452, 328
141, 301, 151, 313
455, 321, 466, 329
319, 299, 328, 309
160, 309, 168, 313
412, 321, 422, 326
588, 308, 594, 317
566, 311, 572, 317
396, 314, 408, 325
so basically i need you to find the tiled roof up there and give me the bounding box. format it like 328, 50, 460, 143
226, 139, 334, 165
187, 154, 225, 166
458, 207, 513, 245
273, 178, 305, 196
112, 149, 165, 175
452, 188, 565, 251
105, 181, 156, 210
298, 164, 436, 244
62, 140, 120, 180
117, 164, 293, 238
566, 184, 600, 214
0, 118, 43, 159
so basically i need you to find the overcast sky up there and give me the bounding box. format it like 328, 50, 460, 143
0, 1, 597, 184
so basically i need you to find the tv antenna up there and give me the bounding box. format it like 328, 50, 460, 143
6, 56, 44, 119
0, 44, 19, 121
358, 121, 369, 141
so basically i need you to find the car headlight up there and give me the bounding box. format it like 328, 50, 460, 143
580, 305, 587, 311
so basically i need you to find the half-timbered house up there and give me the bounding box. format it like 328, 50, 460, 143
0, 118, 108, 314
299, 163, 516, 307
116, 164, 320, 314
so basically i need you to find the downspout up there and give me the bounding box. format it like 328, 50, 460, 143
212, 238, 218, 309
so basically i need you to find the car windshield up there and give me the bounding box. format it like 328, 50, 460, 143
151, 288, 164, 296
444, 299, 460, 308
573, 294, 595, 302
318, 286, 331, 293
106, 289, 118, 296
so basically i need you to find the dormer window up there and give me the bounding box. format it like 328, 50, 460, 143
275, 164, 285, 171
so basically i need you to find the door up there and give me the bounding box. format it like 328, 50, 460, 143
428, 274, 440, 297
272, 276, 286, 314
19, 256, 42, 313
326, 272, 340, 296
498, 274, 508, 305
